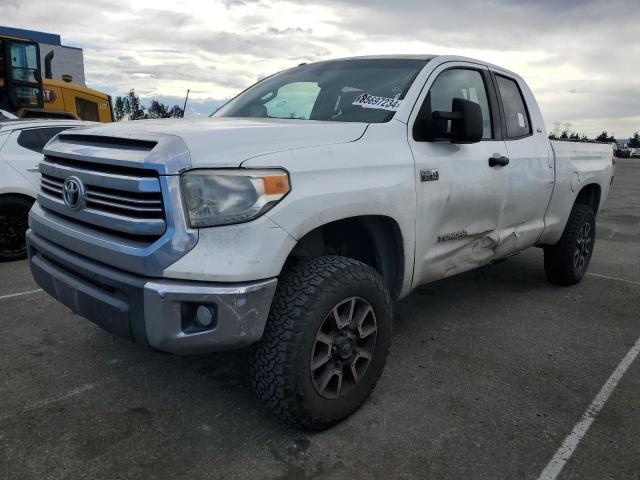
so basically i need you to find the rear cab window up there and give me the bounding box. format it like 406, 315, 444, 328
495, 75, 531, 139
17, 127, 69, 154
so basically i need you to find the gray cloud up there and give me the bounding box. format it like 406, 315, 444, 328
1, 0, 638, 135
279, 0, 640, 136
220, 0, 264, 7
315, 0, 639, 56
267, 26, 313, 35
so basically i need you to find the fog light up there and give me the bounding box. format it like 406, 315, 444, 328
195, 305, 215, 328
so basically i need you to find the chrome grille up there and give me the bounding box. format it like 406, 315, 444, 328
38, 154, 166, 239
41, 173, 164, 217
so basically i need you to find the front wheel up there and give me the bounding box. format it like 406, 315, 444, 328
544, 204, 596, 286
0, 196, 34, 262
251, 255, 392, 430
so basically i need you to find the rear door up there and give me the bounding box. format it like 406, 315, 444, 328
491, 73, 554, 256
2, 126, 70, 187
408, 61, 509, 286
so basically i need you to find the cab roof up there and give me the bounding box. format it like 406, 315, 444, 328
0, 119, 97, 132
310, 54, 521, 79
324, 54, 438, 61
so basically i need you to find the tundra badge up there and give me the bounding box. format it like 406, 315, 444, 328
437, 230, 469, 242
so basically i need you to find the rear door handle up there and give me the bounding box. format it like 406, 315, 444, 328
489, 155, 510, 167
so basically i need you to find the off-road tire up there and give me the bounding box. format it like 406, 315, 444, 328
544, 204, 596, 286
251, 255, 392, 430
0, 196, 33, 262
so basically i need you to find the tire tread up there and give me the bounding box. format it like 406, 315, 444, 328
250, 255, 391, 430
544, 204, 595, 286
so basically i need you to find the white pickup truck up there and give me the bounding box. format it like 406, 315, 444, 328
27, 55, 614, 429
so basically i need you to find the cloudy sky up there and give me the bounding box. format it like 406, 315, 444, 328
3, 0, 638, 137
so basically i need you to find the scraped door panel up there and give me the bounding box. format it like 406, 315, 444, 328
496, 138, 553, 256
411, 141, 508, 285
408, 64, 509, 286
492, 73, 553, 257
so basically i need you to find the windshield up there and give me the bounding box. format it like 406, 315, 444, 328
214, 58, 428, 123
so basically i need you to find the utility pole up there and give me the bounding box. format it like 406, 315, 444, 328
182, 89, 190, 118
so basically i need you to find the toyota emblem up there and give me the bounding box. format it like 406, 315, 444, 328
62, 176, 85, 210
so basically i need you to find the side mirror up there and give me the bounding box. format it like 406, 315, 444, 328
426, 98, 483, 144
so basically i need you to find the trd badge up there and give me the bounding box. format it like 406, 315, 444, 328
420, 169, 439, 182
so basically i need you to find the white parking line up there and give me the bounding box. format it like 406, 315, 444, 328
587, 272, 640, 286
0, 288, 43, 301
538, 335, 640, 480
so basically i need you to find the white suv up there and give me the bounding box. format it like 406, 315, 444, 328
0, 119, 94, 261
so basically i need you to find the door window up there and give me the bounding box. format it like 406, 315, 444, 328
424, 69, 493, 139
495, 75, 531, 139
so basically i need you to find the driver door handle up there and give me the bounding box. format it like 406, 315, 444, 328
489, 155, 510, 167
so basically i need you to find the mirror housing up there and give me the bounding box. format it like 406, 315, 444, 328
424, 98, 484, 144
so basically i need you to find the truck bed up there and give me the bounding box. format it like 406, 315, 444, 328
540, 140, 614, 244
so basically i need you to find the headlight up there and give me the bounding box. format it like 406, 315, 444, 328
181, 169, 290, 227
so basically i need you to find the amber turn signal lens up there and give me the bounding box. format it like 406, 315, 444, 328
263, 175, 290, 195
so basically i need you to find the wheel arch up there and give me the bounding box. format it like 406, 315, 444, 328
0, 192, 37, 203
0, 192, 35, 261
574, 183, 602, 214
284, 215, 405, 300
537, 181, 605, 247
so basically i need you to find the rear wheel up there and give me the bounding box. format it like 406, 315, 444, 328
544, 204, 596, 286
0, 196, 33, 262
251, 255, 392, 430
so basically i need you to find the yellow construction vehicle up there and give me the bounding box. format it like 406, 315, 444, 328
0, 35, 113, 122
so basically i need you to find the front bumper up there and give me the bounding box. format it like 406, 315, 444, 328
27, 230, 277, 354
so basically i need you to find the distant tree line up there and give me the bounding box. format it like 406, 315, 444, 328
549, 129, 589, 141
113, 90, 184, 121
548, 124, 640, 148
594, 131, 616, 142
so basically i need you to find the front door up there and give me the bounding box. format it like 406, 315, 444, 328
408, 62, 509, 286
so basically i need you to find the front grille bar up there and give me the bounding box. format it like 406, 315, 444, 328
40, 159, 160, 194
38, 146, 167, 239
37, 191, 167, 236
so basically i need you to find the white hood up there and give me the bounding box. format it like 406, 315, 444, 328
71, 117, 368, 170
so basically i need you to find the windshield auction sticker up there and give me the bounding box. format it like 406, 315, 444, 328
352, 94, 402, 111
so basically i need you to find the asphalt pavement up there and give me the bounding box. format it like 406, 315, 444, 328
0, 158, 638, 480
